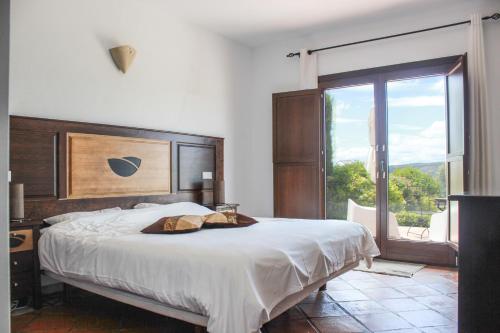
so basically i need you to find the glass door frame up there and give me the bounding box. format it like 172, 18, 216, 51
320, 74, 381, 250
319, 56, 465, 266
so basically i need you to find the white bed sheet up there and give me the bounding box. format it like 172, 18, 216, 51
39, 204, 380, 333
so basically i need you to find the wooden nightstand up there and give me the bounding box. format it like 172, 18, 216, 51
10, 219, 42, 309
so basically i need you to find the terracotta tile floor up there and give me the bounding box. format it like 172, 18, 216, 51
11, 266, 458, 333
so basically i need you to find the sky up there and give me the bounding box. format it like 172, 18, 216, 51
326, 76, 447, 167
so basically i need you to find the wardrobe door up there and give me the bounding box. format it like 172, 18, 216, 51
273, 89, 323, 219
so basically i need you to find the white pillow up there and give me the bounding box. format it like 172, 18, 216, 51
44, 207, 122, 225
133, 203, 160, 209
140, 202, 214, 216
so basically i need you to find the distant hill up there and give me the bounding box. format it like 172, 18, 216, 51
389, 162, 445, 179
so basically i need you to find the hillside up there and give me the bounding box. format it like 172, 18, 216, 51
389, 162, 445, 179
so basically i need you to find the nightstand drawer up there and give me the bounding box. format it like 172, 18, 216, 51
9, 229, 33, 253
10, 252, 34, 274
11, 272, 33, 299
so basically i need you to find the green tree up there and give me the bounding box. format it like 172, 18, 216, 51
437, 163, 446, 196
390, 167, 441, 213
327, 161, 375, 219
388, 181, 406, 212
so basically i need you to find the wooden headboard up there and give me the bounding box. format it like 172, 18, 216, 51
10, 116, 224, 221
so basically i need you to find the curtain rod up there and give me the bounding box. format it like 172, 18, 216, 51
286, 13, 500, 58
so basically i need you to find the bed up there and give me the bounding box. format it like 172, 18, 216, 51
39, 202, 379, 333
11, 116, 379, 332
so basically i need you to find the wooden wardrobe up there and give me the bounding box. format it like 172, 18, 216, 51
449, 195, 500, 333
272, 89, 324, 219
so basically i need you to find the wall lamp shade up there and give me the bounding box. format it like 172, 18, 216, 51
10, 183, 24, 220
109, 45, 136, 73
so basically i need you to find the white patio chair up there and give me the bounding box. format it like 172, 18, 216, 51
346, 199, 401, 239
428, 209, 448, 242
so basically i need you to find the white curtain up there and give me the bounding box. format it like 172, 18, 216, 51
469, 13, 492, 194
299, 48, 318, 89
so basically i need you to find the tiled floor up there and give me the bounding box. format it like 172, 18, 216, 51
11, 266, 458, 333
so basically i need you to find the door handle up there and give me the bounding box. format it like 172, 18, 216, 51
380, 160, 386, 179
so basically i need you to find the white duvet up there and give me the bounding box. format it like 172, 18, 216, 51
39, 202, 380, 333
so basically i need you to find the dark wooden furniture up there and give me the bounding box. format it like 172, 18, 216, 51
10, 116, 224, 307
10, 219, 42, 309
449, 194, 500, 333
10, 116, 224, 222
272, 89, 323, 219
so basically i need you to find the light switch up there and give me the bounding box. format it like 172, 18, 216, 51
202, 172, 213, 180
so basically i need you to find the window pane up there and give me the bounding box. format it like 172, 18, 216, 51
386, 76, 447, 242
325, 84, 376, 237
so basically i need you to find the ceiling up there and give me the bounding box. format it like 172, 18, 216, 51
162, 0, 463, 46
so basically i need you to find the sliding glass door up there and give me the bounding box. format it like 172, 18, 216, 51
386, 76, 447, 242
324, 83, 376, 232
322, 57, 466, 265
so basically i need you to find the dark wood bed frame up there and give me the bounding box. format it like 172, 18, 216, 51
10, 115, 224, 221
10, 115, 225, 331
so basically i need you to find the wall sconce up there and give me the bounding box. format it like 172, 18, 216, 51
109, 45, 136, 73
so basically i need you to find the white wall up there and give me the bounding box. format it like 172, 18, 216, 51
0, 0, 10, 331
9, 0, 500, 219
243, 0, 500, 216
9, 0, 252, 205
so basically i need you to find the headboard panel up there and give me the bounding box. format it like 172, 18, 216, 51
10, 116, 224, 220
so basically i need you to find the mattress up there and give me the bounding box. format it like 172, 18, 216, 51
39, 203, 380, 333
